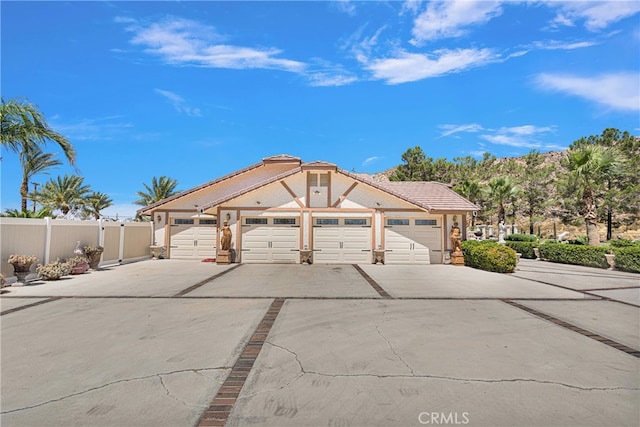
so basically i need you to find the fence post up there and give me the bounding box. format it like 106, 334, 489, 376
44, 217, 52, 264
118, 222, 125, 264
98, 218, 105, 247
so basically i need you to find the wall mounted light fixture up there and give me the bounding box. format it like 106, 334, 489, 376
156, 215, 161, 222
226, 213, 231, 221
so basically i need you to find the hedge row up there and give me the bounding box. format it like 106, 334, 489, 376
538, 243, 608, 269
504, 241, 537, 259
504, 234, 538, 243
612, 246, 640, 273
461, 240, 516, 273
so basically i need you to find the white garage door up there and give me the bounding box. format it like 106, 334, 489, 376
169, 219, 217, 259
384, 218, 442, 264
313, 218, 372, 264
241, 217, 299, 263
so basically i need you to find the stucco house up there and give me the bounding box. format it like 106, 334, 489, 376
138, 155, 479, 264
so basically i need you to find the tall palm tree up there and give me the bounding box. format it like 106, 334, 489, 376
20, 144, 62, 212
484, 177, 520, 224
83, 192, 113, 220
566, 145, 619, 246
134, 176, 179, 206
37, 174, 91, 216
1, 98, 75, 164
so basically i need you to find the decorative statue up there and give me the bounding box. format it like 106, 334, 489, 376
220, 221, 232, 251
449, 222, 462, 253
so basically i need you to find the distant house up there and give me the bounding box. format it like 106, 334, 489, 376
137, 155, 479, 264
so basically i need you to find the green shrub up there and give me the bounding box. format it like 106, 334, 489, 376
609, 239, 639, 248
505, 241, 537, 259
612, 247, 640, 273
461, 240, 517, 273
505, 234, 538, 243
538, 243, 608, 269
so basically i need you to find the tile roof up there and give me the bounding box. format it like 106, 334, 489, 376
339, 170, 479, 212
377, 181, 480, 212
139, 154, 479, 214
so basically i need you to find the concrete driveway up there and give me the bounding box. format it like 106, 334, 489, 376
1, 259, 638, 426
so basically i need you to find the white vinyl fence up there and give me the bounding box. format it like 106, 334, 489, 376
0, 218, 153, 278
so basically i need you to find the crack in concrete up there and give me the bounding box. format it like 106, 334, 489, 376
157, 374, 202, 409
235, 341, 307, 400
1, 367, 231, 415
375, 311, 415, 376
263, 341, 638, 393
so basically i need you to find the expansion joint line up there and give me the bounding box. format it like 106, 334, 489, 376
173, 264, 242, 297
197, 297, 287, 426
0, 297, 63, 316
502, 299, 640, 358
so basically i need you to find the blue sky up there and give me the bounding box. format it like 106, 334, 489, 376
2, 1, 639, 219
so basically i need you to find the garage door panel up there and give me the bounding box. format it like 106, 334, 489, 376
384, 219, 442, 264
170, 224, 216, 259
312, 221, 371, 264
241, 219, 299, 263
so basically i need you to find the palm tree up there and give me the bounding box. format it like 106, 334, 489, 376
1, 98, 75, 164
134, 176, 179, 206
20, 144, 62, 212
484, 177, 520, 224
83, 192, 113, 220
37, 174, 91, 216
1, 207, 53, 218
566, 145, 619, 246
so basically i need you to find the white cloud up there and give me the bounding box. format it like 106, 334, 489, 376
51, 116, 134, 141
307, 73, 358, 87
410, 0, 503, 44
334, 0, 356, 16
535, 72, 640, 111
366, 48, 498, 84
119, 16, 306, 73
532, 40, 598, 50
154, 89, 202, 117
362, 156, 381, 166
439, 123, 561, 150
479, 125, 559, 149
438, 123, 484, 138
546, 1, 640, 31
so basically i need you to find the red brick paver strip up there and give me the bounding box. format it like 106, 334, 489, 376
352, 264, 392, 298
503, 299, 640, 358
197, 297, 286, 426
